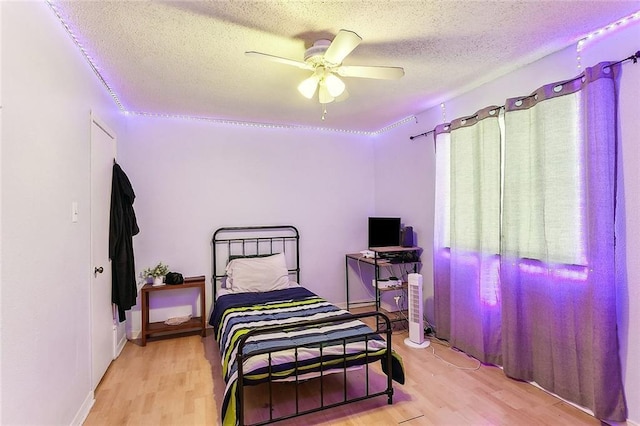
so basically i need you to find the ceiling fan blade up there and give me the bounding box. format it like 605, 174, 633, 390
245, 51, 313, 70
337, 65, 405, 80
323, 30, 362, 65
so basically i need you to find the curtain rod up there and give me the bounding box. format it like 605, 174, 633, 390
408, 49, 639, 141
409, 129, 434, 140
607, 49, 639, 69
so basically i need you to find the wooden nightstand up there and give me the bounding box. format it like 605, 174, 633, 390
140, 275, 206, 346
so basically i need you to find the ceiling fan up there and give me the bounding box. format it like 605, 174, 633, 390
246, 29, 404, 105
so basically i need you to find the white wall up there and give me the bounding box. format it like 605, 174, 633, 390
373, 108, 441, 321
119, 117, 375, 334
1, 2, 125, 424
0, 1, 4, 420
374, 19, 640, 423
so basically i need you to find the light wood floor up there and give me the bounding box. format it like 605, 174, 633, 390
84, 320, 602, 425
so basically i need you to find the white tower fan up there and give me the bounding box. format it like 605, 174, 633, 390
404, 273, 430, 348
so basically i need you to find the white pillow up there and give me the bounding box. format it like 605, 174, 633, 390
225, 253, 290, 293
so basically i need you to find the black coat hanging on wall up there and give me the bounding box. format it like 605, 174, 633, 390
109, 162, 140, 322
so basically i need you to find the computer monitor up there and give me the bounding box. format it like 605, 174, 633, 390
368, 217, 401, 248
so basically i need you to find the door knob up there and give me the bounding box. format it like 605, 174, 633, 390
94, 266, 104, 276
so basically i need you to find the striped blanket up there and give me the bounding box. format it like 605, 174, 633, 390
209, 287, 404, 426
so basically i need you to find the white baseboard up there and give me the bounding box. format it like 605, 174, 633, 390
114, 329, 126, 358
113, 321, 127, 359
337, 300, 403, 313
336, 300, 375, 310
70, 390, 94, 426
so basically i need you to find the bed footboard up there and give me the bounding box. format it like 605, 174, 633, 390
235, 311, 394, 426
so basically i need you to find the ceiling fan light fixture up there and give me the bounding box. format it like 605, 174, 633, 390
297, 74, 320, 99
318, 84, 335, 104
324, 73, 346, 98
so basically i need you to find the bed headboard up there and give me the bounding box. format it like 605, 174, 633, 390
211, 225, 300, 301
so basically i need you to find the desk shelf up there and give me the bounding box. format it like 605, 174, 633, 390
378, 282, 408, 292
145, 317, 204, 334
379, 307, 409, 329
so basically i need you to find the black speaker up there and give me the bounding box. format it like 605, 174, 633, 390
401, 226, 414, 247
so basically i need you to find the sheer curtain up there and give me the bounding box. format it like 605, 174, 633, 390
434, 107, 503, 364
433, 125, 452, 338
500, 62, 626, 421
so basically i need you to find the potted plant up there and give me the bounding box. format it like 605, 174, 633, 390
141, 262, 170, 286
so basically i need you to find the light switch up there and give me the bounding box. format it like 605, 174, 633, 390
72, 202, 79, 223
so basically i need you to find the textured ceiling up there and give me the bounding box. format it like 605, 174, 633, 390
50, 1, 640, 133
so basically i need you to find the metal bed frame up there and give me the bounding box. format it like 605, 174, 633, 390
211, 225, 396, 425
212, 225, 301, 302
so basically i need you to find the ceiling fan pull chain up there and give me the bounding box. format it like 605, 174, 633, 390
322, 105, 327, 120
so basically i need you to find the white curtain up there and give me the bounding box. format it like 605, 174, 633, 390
434, 107, 503, 364
433, 62, 627, 421
433, 125, 451, 338
501, 62, 626, 421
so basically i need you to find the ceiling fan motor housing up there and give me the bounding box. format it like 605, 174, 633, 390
304, 39, 332, 64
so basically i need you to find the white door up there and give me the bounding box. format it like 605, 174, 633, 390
90, 113, 117, 390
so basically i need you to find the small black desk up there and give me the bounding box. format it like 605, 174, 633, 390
345, 246, 421, 313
